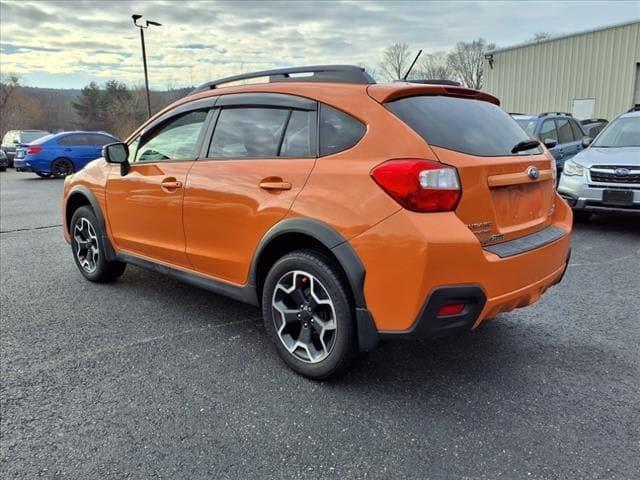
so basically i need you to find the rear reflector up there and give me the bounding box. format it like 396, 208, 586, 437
371, 159, 461, 212
26, 146, 42, 155
437, 303, 466, 316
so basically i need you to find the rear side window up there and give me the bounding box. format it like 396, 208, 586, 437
570, 120, 583, 140
209, 108, 289, 158
539, 120, 558, 143
319, 104, 365, 156
555, 119, 574, 144
386, 96, 536, 157
59, 135, 88, 146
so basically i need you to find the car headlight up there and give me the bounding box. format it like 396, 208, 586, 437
563, 160, 584, 176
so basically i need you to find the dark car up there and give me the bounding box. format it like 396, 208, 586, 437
512, 112, 589, 173
14, 131, 119, 178
580, 118, 608, 138
1, 130, 50, 167
0, 149, 8, 171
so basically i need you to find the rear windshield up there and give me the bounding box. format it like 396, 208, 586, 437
20, 131, 49, 143
386, 96, 538, 157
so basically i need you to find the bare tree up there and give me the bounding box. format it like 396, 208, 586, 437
415, 52, 455, 81
378, 43, 412, 81
447, 38, 495, 90
0, 74, 20, 111
531, 32, 552, 42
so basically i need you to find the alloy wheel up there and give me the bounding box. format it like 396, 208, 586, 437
271, 270, 337, 363
52, 159, 73, 177
73, 217, 99, 273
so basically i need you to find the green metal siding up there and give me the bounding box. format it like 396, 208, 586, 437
485, 21, 640, 120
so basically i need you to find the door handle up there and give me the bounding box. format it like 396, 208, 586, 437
259, 179, 292, 191
161, 178, 183, 191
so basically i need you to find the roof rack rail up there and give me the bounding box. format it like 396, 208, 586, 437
580, 118, 608, 124
190, 65, 375, 94
540, 111, 572, 117
627, 104, 640, 112
402, 79, 461, 86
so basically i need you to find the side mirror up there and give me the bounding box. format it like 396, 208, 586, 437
543, 138, 557, 149
103, 142, 129, 176
581, 136, 593, 148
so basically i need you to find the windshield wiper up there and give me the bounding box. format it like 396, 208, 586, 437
511, 139, 540, 154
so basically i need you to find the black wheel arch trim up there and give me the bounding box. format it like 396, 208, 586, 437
65, 186, 117, 261
249, 217, 367, 308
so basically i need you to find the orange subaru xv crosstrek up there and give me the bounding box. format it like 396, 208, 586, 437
62, 65, 572, 378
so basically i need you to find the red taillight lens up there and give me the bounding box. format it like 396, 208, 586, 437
26, 145, 42, 155
437, 303, 466, 317
371, 159, 461, 212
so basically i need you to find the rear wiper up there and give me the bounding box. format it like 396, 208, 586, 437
511, 139, 540, 154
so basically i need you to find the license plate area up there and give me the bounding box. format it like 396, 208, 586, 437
602, 189, 633, 206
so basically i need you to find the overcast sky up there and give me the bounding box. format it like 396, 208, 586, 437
1, 0, 638, 90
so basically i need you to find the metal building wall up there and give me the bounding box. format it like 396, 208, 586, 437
484, 21, 640, 120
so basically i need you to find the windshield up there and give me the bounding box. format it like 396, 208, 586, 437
386, 96, 539, 157
20, 131, 49, 143
593, 117, 640, 148
516, 119, 537, 136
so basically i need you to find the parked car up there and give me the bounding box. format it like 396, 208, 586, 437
558, 107, 639, 221
62, 65, 572, 379
0, 149, 8, 171
1, 130, 50, 167
14, 131, 119, 178
512, 112, 589, 173
580, 118, 608, 138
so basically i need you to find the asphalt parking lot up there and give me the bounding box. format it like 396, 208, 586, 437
1, 168, 639, 479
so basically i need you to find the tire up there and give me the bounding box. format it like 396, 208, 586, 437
51, 158, 74, 178
573, 210, 591, 223
70, 206, 126, 282
35, 172, 51, 178
262, 249, 356, 379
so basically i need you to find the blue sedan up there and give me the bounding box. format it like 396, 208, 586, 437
14, 131, 119, 178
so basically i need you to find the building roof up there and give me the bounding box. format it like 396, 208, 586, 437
488, 19, 640, 55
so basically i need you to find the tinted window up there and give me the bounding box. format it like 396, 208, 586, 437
280, 110, 314, 157
319, 104, 365, 156
59, 134, 88, 146
209, 108, 289, 158
555, 119, 574, 144
136, 110, 207, 162
386, 96, 536, 157
539, 120, 558, 143
569, 120, 583, 140
86, 134, 115, 146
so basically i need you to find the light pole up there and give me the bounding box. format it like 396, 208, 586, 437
132, 14, 162, 118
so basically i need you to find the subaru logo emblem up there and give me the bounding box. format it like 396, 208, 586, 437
527, 166, 540, 180
615, 168, 630, 176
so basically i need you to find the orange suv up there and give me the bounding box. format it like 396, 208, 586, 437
62, 65, 572, 378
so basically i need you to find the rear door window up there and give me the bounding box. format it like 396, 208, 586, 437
386, 96, 537, 157
208, 108, 290, 158
319, 104, 365, 156
86, 134, 115, 146
569, 120, 584, 140
555, 119, 574, 144
539, 120, 558, 143
59, 134, 88, 146
280, 110, 315, 157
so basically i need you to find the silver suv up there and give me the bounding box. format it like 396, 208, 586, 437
558, 108, 639, 221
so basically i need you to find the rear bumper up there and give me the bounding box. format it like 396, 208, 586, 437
13, 159, 32, 172
349, 195, 572, 335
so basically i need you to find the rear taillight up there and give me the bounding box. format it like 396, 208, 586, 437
26, 145, 42, 155
371, 159, 461, 212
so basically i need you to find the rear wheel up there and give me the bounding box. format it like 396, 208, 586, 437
262, 250, 356, 379
51, 158, 74, 178
70, 206, 126, 282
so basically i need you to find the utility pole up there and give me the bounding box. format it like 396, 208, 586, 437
132, 14, 162, 118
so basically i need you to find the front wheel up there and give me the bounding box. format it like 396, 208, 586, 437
70, 206, 126, 282
262, 250, 356, 379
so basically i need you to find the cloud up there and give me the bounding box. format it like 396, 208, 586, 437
0, 0, 637, 89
